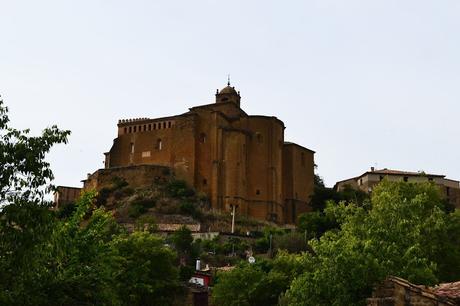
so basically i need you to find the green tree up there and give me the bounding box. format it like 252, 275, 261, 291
113, 232, 180, 306
0, 98, 70, 205
212, 252, 306, 306
171, 225, 194, 256
0, 98, 70, 305
286, 180, 460, 306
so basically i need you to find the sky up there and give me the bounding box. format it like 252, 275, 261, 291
1, 0, 460, 188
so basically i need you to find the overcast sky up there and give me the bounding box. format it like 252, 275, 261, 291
1, 0, 460, 187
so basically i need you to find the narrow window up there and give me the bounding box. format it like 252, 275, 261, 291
379, 176, 384, 181
256, 189, 260, 195
203, 179, 207, 186
124, 127, 127, 134
403, 176, 408, 182
153, 123, 157, 130
256, 133, 263, 143
199, 133, 206, 143
129, 126, 132, 133
168, 121, 172, 128
130, 143, 134, 153
157, 139, 162, 150
148, 124, 152, 131
428, 177, 433, 182
158, 123, 161, 130
143, 124, 146, 131
163, 122, 166, 129
133, 126, 137, 133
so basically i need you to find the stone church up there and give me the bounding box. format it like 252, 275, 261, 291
87, 82, 315, 224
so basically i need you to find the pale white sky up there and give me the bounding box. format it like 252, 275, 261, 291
1, 0, 459, 187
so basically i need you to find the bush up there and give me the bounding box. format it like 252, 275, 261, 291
96, 187, 112, 206
128, 204, 147, 218
180, 201, 202, 220
272, 232, 308, 254
166, 180, 195, 198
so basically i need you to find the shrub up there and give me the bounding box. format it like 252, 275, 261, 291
128, 204, 147, 218
179, 201, 203, 220
166, 180, 195, 198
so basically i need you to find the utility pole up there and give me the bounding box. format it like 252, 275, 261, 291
231, 204, 237, 234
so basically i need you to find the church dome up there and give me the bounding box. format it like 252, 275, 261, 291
219, 85, 238, 95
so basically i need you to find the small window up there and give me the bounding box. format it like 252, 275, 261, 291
143, 124, 146, 131
153, 123, 157, 130
130, 143, 134, 153
359, 178, 363, 186
129, 126, 132, 133
403, 176, 408, 182
256, 189, 260, 195
379, 176, 384, 181
428, 177, 433, 182
203, 179, 207, 186
124, 127, 127, 134
148, 124, 152, 131
256, 133, 263, 143
221, 97, 228, 102
158, 123, 161, 129
163, 122, 166, 129
156, 139, 162, 150
199, 133, 206, 143
168, 121, 172, 128
133, 126, 137, 132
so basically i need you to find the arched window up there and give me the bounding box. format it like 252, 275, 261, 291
143, 124, 146, 131
199, 133, 206, 143
168, 121, 172, 128
129, 126, 132, 133
130, 142, 135, 153
153, 123, 157, 130
148, 124, 152, 131
163, 122, 166, 129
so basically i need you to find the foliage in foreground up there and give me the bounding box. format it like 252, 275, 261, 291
286, 180, 460, 306
214, 180, 460, 306
212, 252, 307, 306
0, 191, 182, 306
0, 99, 181, 306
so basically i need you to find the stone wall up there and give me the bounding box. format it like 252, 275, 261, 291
367, 276, 457, 306
83, 164, 173, 191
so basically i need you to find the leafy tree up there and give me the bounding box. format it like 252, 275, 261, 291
297, 209, 338, 239
113, 232, 180, 306
272, 232, 309, 254
0, 97, 70, 205
212, 252, 306, 306
171, 225, 194, 256
286, 180, 460, 306
0, 97, 70, 305
45, 191, 122, 305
